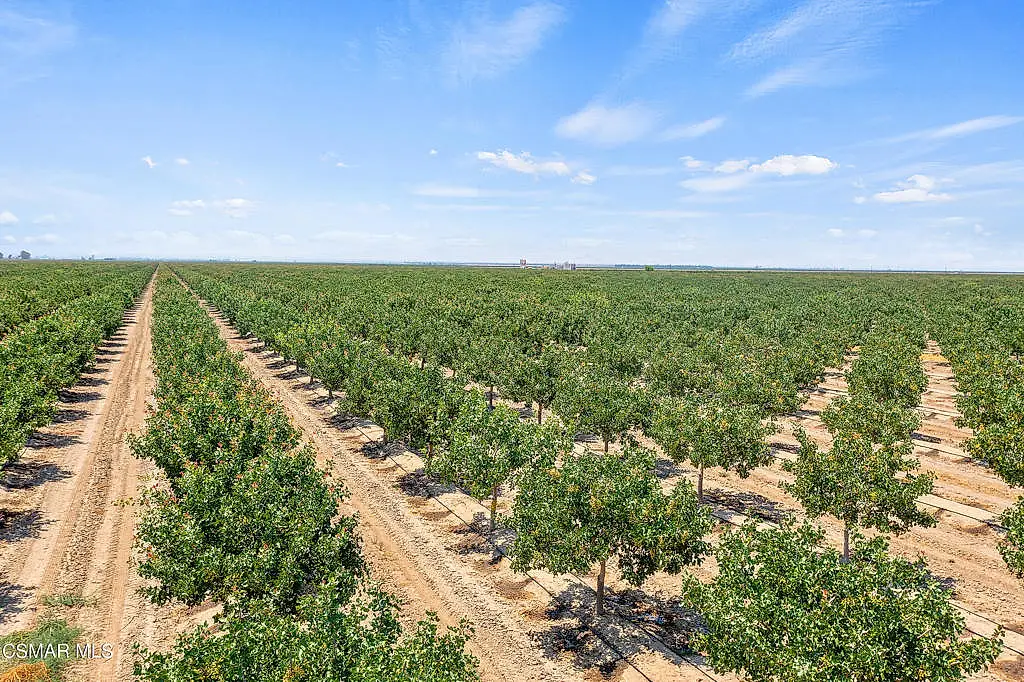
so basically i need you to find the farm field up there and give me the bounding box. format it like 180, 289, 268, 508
2, 261, 1024, 681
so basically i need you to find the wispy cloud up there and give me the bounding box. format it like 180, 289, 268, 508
661, 116, 726, 140
571, 171, 597, 186
216, 198, 255, 218
0, 210, 19, 225
619, 0, 753, 81
886, 115, 1024, 143
476, 150, 571, 177
0, 7, 76, 83
444, 2, 565, 85
735, 0, 923, 97
141, 156, 157, 169
175, 157, 190, 166
872, 174, 952, 203
555, 102, 660, 146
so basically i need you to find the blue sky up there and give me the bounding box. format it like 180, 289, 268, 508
1, 1, 1022, 269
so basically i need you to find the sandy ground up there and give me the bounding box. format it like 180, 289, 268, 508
0, 278, 191, 682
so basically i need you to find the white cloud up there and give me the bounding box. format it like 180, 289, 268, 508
680, 156, 704, 169
175, 157, 190, 166
661, 116, 725, 140
888, 115, 1024, 143
168, 199, 206, 217
444, 2, 566, 84
681, 153, 838, 193
555, 102, 659, 146
429, 149, 439, 156
828, 228, 844, 237
336, 161, 350, 168
216, 198, 255, 218
32, 213, 56, 225
571, 171, 596, 186
858, 229, 878, 238
714, 159, 751, 174
476, 150, 571, 177
2, 235, 15, 243
749, 154, 838, 176
274, 234, 296, 244
873, 175, 952, 203
141, 155, 156, 169
172, 199, 206, 209
0, 210, 19, 225
853, 196, 867, 204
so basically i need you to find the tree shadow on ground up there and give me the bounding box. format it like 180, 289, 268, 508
24, 432, 80, 450
52, 409, 89, 425
398, 469, 458, 498
0, 509, 46, 542
358, 440, 406, 461
0, 582, 31, 621
703, 488, 789, 524
58, 390, 101, 404
530, 582, 706, 678
1, 461, 71, 492
654, 458, 684, 480
327, 413, 377, 432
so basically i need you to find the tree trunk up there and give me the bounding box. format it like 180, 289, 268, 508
489, 485, 498, 532
420, 356, 425, 369
426, 442, 434, 466
697, 464, 704, 502
489, 386, 494, 409
537, 403, 543, 424
309, 374, 314, 385
327, 388, 333, 399
596, 559, 607, 617
842, 525, 850, 563
603, 438, 609, 454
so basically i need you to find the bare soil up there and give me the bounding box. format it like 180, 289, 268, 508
0, 280, 191, 681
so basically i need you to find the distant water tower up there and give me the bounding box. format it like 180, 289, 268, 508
520, 258, 527, 268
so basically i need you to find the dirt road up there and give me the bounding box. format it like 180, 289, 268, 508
0, 278, 187, 681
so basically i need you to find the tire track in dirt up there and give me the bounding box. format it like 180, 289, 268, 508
0, 276, 189, 681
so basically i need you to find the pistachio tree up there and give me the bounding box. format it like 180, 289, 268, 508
683, 520, 1002, 682
508, 446, 712, 615
553, 361, 643, 453
783, 411, 935, 561
427, 395, 564, 531
652, 398, 775, 501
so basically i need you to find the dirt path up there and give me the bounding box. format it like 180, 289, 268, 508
0, 278, 188, 681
